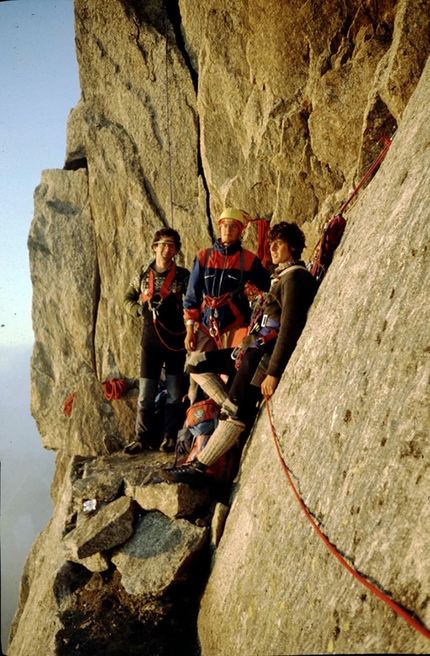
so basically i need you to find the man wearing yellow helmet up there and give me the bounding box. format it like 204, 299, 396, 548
183, 207, 271, 402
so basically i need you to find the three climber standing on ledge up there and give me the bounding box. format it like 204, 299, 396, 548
123, 211, 316, 483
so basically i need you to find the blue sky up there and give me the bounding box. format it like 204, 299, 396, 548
0, 0, 80, 648
0, 0, 80, 347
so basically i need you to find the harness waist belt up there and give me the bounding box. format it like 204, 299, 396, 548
261, 315, 280, 331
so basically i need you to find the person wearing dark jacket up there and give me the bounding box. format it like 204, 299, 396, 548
160, 221, 317, 484
183, 207, 271, 402
124, 228, 189, 453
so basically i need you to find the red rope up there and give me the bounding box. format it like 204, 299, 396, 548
338, 135, 393, 215
264, 396, 430, 641
63, 393, 75, 416
103, 378, 128, 401
251, 218, 270, 267
153, 319, 186, 351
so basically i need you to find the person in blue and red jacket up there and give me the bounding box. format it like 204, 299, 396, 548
183, 207, 271, 402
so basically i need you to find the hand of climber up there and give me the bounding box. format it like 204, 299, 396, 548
261, 374, 279, 398
185, 324, 196, 351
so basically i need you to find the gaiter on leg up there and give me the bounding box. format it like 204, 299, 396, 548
198, 418, 245, 467
190, 372, 229, 406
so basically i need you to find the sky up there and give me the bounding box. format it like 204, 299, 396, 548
0, 0, 80, 650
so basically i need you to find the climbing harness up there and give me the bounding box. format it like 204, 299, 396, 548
264, 396, 430, 641
202, 248, 246, 349
231, 264, 304, 368
140, 264, 177, 312
141, 264, 186, 351
205, 290, 245, 349
307, 134, 394, 284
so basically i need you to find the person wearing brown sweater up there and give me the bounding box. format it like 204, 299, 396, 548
160, 221, 317, 485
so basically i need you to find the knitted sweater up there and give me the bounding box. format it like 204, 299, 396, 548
124, 261, 190, 348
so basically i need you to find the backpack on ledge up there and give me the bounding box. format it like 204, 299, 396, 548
175, 398, 238, 484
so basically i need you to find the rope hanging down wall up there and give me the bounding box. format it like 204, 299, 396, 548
164, 1, 174, 227
307, 134, 394, 285
261, 130, 429, 641
265, 398, 430, 640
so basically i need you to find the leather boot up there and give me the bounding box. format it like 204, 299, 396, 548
159, 402, 183, 452
159, 459, 208, 487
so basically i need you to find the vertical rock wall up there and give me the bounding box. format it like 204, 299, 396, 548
19, 0, 430, 653
198, 55, 430, 656
29, 0, 429, 457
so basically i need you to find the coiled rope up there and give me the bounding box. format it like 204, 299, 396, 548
264, 396, 430, 641
103, 378, 128, 401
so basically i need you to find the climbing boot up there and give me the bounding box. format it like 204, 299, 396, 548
159, 459, 208, 487
159, 435, 176, 452
124, 436, 156, 454
123, 440, 143, 455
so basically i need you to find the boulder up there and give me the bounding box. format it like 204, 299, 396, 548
132, 479, 212, 519
112, 511, 208, 598
63, 496, 135, 559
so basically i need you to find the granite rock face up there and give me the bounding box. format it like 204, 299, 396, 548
29, 0, 430, 457
198, 56, 430, 656
13, 0, 430, 653
112, 512, 208, 597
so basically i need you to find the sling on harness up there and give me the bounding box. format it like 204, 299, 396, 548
140, 264, 186, 351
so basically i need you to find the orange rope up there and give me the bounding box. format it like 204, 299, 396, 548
103, 378, 128, 401
338, 136, 393, 215
251, 218, 270, 267
307, 135, 394, 280
265, 396, 430, 641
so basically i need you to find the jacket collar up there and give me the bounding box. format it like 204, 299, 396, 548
213, 238, 242, 255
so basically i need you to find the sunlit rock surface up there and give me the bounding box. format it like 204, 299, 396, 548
10, 0, 430, 654
198, 55, 430, 656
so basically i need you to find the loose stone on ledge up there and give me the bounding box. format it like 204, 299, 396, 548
62, 496, 135, 559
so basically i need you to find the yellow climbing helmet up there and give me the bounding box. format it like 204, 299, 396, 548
218, 207, 251, 227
